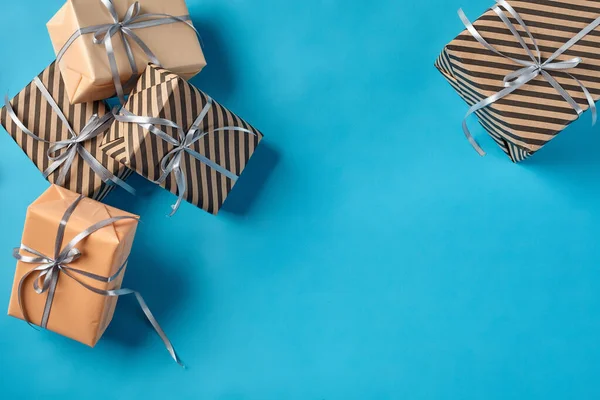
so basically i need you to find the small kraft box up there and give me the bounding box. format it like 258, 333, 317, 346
47, 0, 206, 104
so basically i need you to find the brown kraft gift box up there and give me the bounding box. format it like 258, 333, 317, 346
47, 0, 206, 104
8, 185, 139, 347
100, 64, 264, 215
435, 0, 600, 162
0, 62, 132, 201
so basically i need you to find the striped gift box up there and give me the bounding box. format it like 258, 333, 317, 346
100, 64, 263, 215
436, 0, 600, 162
0, 62, 132, 200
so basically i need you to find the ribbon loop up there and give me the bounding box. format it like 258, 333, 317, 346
114, 96, 257, 215
13, 195, 183, 366
459, 0, 600, 156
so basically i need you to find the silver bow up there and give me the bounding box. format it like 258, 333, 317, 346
56, 0, 200, 104
14, 195, 183, 367
114, 96, 257, 216
4, 77, 135, 195
460, 0, 599, 156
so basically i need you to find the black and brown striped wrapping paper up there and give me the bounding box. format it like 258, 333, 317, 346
100, 64, 263, 215
0, 62, 132, 201
436, 0, 600, 163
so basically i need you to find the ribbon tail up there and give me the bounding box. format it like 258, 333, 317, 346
16, 263, 56, 330
169, 167, 187, 217
567, 73, 597, 125
40, 271, 59, 329
129, 290, 184, 367
463, 83, 526, 156
17, 269, 41, 330
61, 269, 184, 367
43, 159, 67, 182
55, 149, 78, 186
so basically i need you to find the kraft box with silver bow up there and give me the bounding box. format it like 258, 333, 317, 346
8, 185, 183, 365
100, 64, 264, 216
436, 0, 600, 162
47, 0, 206, 104
0, 62, 134, 201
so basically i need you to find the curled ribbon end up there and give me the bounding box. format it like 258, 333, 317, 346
470, 138, 487, 157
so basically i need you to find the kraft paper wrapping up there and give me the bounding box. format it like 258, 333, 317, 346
435, 0, 600, 163
47, 0, 206, 104
100, 64, 264, 215
7, 185, 139, 347
0, 62, 133, 201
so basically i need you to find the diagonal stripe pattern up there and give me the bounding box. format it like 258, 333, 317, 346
435, 0, 600, 162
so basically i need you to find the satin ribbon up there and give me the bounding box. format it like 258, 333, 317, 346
460, 0, 599, 156
114, 96, 257, 216
4, 77, 135, 195
56, 0, 200, 104
13, 195, 183, 367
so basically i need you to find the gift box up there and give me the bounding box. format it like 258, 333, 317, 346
0, 62, 133, 201
47, 0, 206, 104
435, 0, 600, 162
100, 63, 264, 215
8, 185, 138, 347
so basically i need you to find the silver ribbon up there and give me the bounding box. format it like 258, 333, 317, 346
56, 0, 200, 104
4, 77, 135, 195
13, 195, 183, 367
114, 96, 257, 216
460, 0, 599, 155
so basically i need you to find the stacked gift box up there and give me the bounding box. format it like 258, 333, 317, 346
1, 0, 264, 364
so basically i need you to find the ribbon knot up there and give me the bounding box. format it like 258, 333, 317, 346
459, 0, 599, 156
56, 0, 200, 105
92, 1, 141, 44
13, 195, 183, 366
26, 248, 81, 296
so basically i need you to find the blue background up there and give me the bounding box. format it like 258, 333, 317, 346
1, 0, 600, 398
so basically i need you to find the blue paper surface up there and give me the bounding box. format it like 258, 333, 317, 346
1, 0, 600, 398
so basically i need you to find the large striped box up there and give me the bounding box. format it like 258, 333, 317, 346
436, 0, 600, 162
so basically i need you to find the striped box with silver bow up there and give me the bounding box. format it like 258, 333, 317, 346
0, 62, 133, 200
100, 64, 263, 215
436, 0, 600, 162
